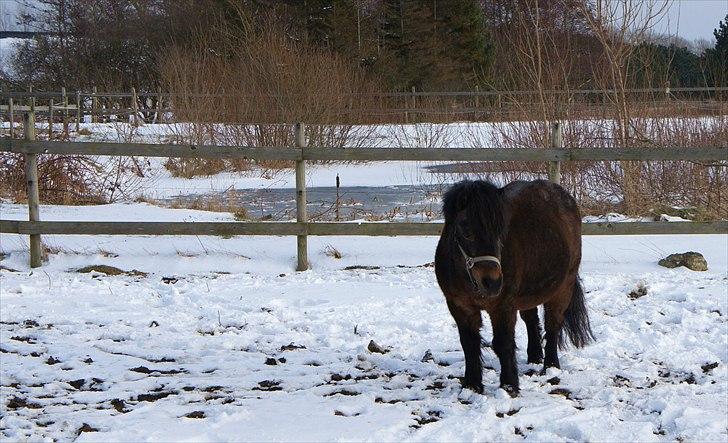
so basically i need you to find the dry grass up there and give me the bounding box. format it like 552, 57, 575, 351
323, 245, 343, 259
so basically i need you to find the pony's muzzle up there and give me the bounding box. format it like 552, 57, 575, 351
472, 264, 503, 297
475, 276, 502, 297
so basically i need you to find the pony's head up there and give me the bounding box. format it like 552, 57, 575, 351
443, 180, 506, 297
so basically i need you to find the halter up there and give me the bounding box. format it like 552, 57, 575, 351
457, 242, 501, 289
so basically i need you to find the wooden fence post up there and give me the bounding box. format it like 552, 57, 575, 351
549, 121, 562, 184
62, 87, 69, 137
24, 110, 43, 268
156, 87, 163, 123
76, 90, 81, 132
48, 96, 54, 139
131, 87, 139, 126
8, 98, 14, 138
91, 86, 98, 123
295, 122, 308, 271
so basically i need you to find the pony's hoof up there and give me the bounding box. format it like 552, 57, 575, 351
501, 384, 519, 397
461, 379, 484, 394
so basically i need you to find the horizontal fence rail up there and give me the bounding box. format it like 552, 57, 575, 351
2, 86, 726, 128
2, 139, 726, 162
2, 221, 727, 237
1, 117, 726, 270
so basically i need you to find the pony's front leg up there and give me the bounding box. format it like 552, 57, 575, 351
520, 308, 543, 364
490, 308, 519, 396
447, 300, 483, 394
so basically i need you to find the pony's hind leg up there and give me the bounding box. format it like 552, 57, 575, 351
489, 308, 519, 395
543, 298, 569, 371
520, 308, 543, 364
447, 300, 484, 393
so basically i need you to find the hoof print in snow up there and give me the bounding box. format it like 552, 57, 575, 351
701, 362, 719, 373
514, 426, 533, 436
185, 411, 206, 419
110, 398, 128, 413
23, 319, 40, 328
6, 396, 42, 410
547, 376, 561, 385
367, 340, 389, 354
612, 375, 631, 387
161, 276, 179, 284
253, 380, 282, 391
68, 379, 85, 390
330, 373, 352, 382
425, 380, 446, 391
83, 357, 94, 364
264, 357, 278, 365
202, 386, 225, 393
11, 336, 36, 344
421, 350, 434, 363
77, 423, 99, 435
629, 283, 648, 299
149, 320, 160, 327
682, 374, 697, 384
658, 252, 708, 271
46, 356, 61, 365
325, 389, 360, 397
412, 410, 442, 427
496, 408, 520, 418
549, 388, 572, 399
280, 343, 306, 351
334, 410, 360, 417
375, 397, 404, 404
524, 368, 539, 376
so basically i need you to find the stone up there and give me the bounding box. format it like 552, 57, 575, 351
658, 252, 708, 271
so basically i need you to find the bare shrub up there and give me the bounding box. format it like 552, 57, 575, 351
160, 8, 382, 176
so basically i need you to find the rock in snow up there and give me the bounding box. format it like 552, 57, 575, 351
658, 251, 708, 271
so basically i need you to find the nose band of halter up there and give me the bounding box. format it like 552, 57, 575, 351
457, 242, 501, 270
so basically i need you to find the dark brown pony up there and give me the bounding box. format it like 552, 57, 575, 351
435, 179, 594, 396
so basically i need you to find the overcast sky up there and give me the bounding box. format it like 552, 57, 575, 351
663, 0, 728, 42
1, 0, 727, 42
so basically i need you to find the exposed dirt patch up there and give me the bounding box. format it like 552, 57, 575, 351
135, 390, 178, 402
6, 396, 42, 410
77, 423, 99, 435
253, 380, 282, 391
129, 366, 187, 375
76, 265, 147, 277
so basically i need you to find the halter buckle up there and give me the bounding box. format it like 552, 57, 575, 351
465, 257, 475, 269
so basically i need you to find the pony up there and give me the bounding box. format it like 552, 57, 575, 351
434, 179, 594, 396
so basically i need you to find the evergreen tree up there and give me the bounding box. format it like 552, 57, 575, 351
705, 14, 728, 86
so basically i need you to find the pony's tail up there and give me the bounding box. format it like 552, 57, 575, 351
560, 275, 595, 349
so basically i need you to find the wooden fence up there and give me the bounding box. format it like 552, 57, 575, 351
0, 114, 726, 270
2, 86, 727, 127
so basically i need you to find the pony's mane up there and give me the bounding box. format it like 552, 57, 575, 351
442, 180, 505, 237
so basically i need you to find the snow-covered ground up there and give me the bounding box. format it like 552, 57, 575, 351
1, 119, 726, 440
1, 200, 727, 442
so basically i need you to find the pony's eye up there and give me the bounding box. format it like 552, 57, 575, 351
459, 224, 474, 240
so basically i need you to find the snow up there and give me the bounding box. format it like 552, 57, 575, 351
1, 201, 727, 441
